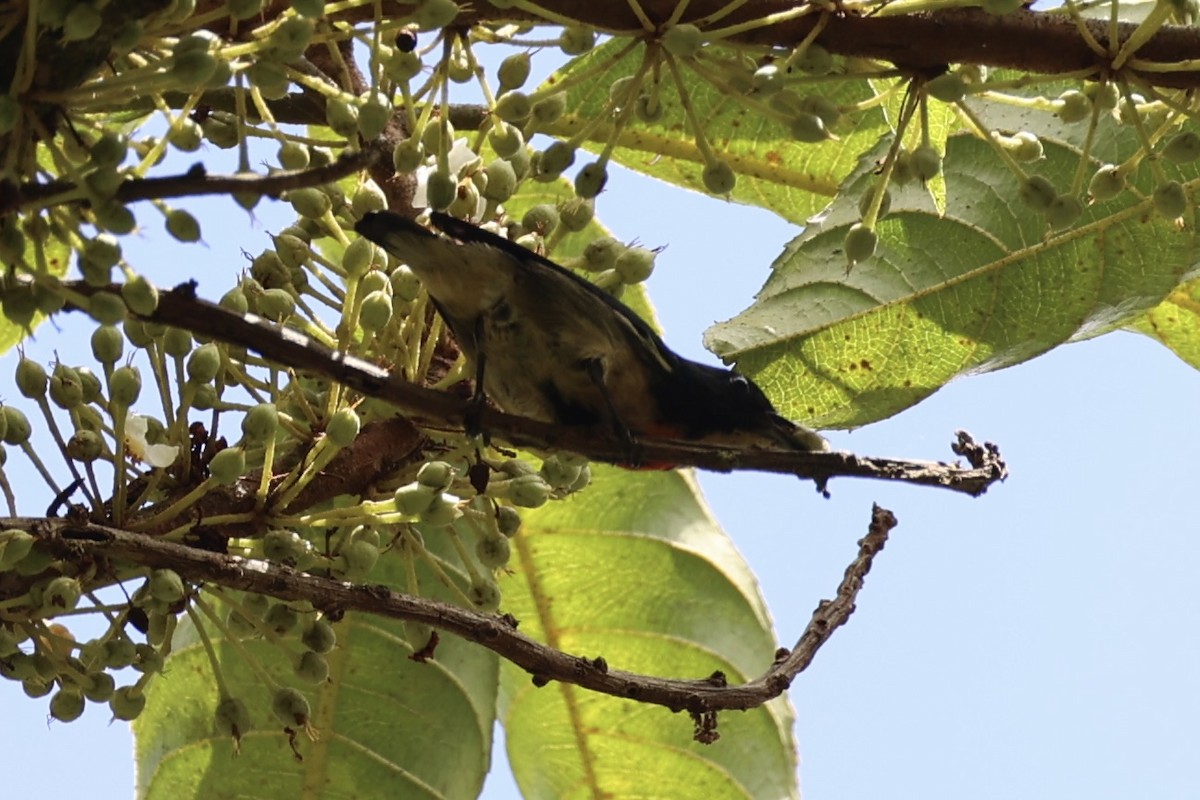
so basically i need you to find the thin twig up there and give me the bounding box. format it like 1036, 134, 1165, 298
6, 505, 895, 733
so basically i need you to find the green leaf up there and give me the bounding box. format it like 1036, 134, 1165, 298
134, 532, 499, 799
1128, 278, 1200, 369
498, 466, 798, 800
537, 41, 894, 223
706, 130, 1199, 428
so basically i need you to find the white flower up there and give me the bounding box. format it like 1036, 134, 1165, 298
125, 413, 180, 469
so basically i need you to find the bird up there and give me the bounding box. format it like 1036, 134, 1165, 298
354, 210, 828, 459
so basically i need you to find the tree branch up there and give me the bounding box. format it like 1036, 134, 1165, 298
16, 151, 378, 211
65, 281, 1007, 496
6, 504, 894, 736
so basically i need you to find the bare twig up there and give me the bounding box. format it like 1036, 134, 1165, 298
17, 151, 378, 210
6, 505, 895, 736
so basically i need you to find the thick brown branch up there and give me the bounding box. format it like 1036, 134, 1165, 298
18, 151, 378, 210
438, 3, 1200, 89
8, 506, 893, 721
75, 282, 1008, 496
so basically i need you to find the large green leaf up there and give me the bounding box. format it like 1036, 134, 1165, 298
536, 41, 894, 223
498, 466, 797, 800
134, 527, 499, 799
706, 123, 1200, 427
1129, 277, 1200, 369
492, 187, 795, 796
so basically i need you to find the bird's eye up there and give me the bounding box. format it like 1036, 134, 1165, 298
731, 374, 750, 392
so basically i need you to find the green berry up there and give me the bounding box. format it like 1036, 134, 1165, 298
419, 494, 460, 526
910, 144, 942, 181
390, 265, 422, 302
288, 187, 332, 219
1153, 181, 1188, 219
259, 287, 295, 321
1057, 90, 1092, 123
614, 246, 655, 283
495, 91, 532, 123
702, 160, 736, 194
531, 93, 567, 126
496, 506, 522, 537
1163, 131, 1200, 163
339, 539, 380, 578
263, 529, 311, 563
497, 52, 532, 92
393, 138, 426, 174
165, 209, 201, 242
48, 364, 83, 409
843, 223, 878, 267
475, 534, 511, 569
149, 569, 185, 604
278, 141, 310, 170
394, 482, 436, 515
122, 275, 159, 316
343, 236, 377, 277
385, 49, 423, 82
925, 72, 966, 103
559, 26, 595, 55
294, 650, 329, 684
662, 23, 703, 57
0, 528, 34, 569
357, 92, 391, 140
467, 577, 501, 612
133, 643, 164, 674
103, 637, 137, 669
301, 618, 337, 654
560, 198, 595, 232
425, 170, 456, 211
789, 112, 829, 143
352, 179, 387, 216
264, 602, 300, 636
83, 671, 115, 703
413, 0, 458, 30
209, 447, 246, 485
488, 123, 523, 158
417, 461, 455, 492
359, 290, 393, 332
110, 365, 141, 406
43, 576, 82, 612
272, 687, 310, 726
326, 96, 360, 138
87, 291, 126, 326
187, 342, 221, 383
110, 686, 146, 721
16, 357, 47, 398
752, 64, 783, 96
1019, 175, 1057, 213
482, 159, 517, 202
49, 686, 86, 722
574, 161, 608, 199
1, 406, 30, 445
537, 141, 575, 177
326, 407, 360, 447
215, 697, 251, 738
506, 473, 550, 508
522, 204, 560, 235
1044, 194, 1083, 230
1087, 82, 1120, 111
91, 324, 123, 364
1088, 164, 1124, 202
1006, 131, 1043, 163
